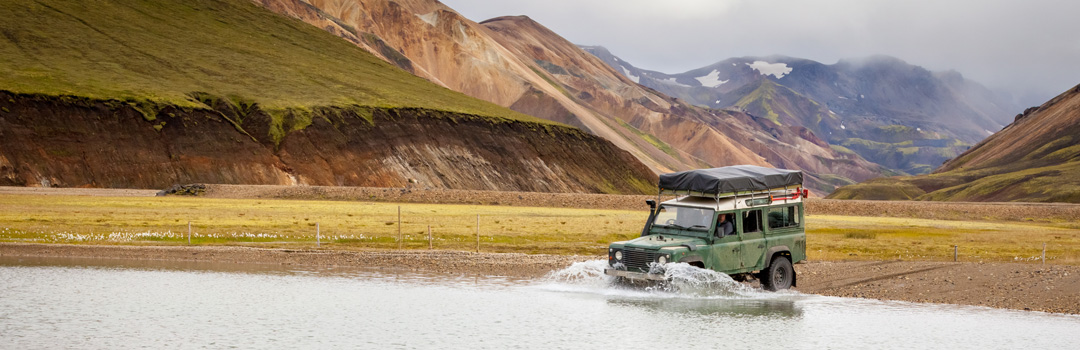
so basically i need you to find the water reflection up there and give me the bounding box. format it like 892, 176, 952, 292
607, 297, 803, 318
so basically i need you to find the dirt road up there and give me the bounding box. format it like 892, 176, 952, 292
3, 243, 1077, 314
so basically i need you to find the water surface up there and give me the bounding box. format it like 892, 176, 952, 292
1, 257, 1077, 349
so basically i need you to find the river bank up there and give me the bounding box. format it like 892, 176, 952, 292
3, 243, 1077, 314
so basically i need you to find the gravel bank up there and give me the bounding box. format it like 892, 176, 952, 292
795, 260, 1080, 314
3, 243, 1077, 314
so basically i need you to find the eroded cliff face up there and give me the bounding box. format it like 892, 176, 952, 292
0, 92, 656, 194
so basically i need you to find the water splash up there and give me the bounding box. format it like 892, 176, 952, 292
544, 260, 616, 288
540, 260, 764, 299
647, 262, 757, 297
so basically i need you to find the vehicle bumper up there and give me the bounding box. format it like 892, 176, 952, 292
604, 268, 666, 281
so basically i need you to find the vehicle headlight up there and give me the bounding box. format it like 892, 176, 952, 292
657, 255, 667, 264
614, 250, 623, 261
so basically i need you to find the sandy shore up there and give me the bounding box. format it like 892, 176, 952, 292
3, 243, 1077, 314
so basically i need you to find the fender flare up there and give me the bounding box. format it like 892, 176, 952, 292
762, 246, 791, 269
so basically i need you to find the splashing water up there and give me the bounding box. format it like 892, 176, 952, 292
647, 262, 758, 297
544, 260, 616, 287
540, 260, 764, 299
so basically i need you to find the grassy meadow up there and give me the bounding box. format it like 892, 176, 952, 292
0, 0, 548, 124
1, 194, 1078, 264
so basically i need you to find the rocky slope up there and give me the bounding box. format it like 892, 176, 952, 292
0, 92, 656, 193
0, 0, 656, 194
253, 0, 700, 173
589, 50, 1020, 175
256, 0, 884, 194
828, 84, 1080, 202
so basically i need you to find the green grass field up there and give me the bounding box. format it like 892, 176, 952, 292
0, 0, 548, 124
2, 194, 1077, 263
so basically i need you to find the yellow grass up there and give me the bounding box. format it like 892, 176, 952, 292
0, 194, 642, 255
1, 194, 1078, 264
807, 215, 1080, 264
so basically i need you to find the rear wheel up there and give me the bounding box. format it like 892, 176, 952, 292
761, 255, 794, 291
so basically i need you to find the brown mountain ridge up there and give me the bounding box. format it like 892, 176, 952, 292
257, 0, 885, 194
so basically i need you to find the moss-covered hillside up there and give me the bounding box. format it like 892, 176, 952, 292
0, 0, 546, 123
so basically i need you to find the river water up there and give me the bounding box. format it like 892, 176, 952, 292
1, 257, 1078, 349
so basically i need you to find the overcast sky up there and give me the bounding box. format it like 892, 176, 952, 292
442, 0, 1080, 107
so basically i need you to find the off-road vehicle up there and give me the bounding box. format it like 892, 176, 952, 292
605, 165, 807, 290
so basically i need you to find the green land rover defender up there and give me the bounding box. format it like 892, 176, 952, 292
605, 165, 808, 290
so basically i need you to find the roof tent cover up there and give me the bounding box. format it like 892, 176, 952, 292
658, 165, 803, 195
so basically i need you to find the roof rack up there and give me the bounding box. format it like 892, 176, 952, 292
656, 165, 805, 209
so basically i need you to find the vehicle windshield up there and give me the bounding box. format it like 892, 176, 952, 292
651, 205, 714, 233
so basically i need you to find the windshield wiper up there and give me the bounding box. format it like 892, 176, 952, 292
689, 224, 708, 230
665, 223, 686, 229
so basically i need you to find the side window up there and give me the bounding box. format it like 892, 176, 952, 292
768, 206, 800, 229
742, 210, 762, 233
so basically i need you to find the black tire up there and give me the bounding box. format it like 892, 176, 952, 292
761, 255, 794, 291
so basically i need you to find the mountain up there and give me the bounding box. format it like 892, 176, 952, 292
254, 0, 706, 173
828, 83, 1080, 202
591, 50, 1021, 175
0, 0, 656, 193
257, 1, 885, 194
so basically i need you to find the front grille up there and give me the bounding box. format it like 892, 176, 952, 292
622, 249, 659, 271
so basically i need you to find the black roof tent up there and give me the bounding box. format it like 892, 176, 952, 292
658, 165, 803, 197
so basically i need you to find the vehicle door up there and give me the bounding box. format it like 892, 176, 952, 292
766, 204, 805, 262
705, 212, 740, 272
740, 209, 767, 270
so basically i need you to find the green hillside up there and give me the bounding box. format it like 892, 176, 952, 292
0, 0, 546, 123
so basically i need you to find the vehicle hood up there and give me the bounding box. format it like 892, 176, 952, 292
624, 235, 706, 250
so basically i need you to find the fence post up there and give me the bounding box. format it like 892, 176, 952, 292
187, 221, 191, 245
397, 206, 402, 249
476, 215, 480, 253
954, 245, 957, 262
1042, 243, 1047, 265
316, 222, 320, 248
428, 225, 432, 250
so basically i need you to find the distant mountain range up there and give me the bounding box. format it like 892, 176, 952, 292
584, 47, 1021, 175
828, 83, 1080, 202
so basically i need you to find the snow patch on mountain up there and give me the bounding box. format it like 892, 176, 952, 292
694, 70, 729, 88
620, 66, 640, 83
417, 12, 438, 26
657, 77, 688, 87
746, 61, 792, 79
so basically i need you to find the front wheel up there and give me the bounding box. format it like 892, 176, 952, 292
761, 256, 794, 291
